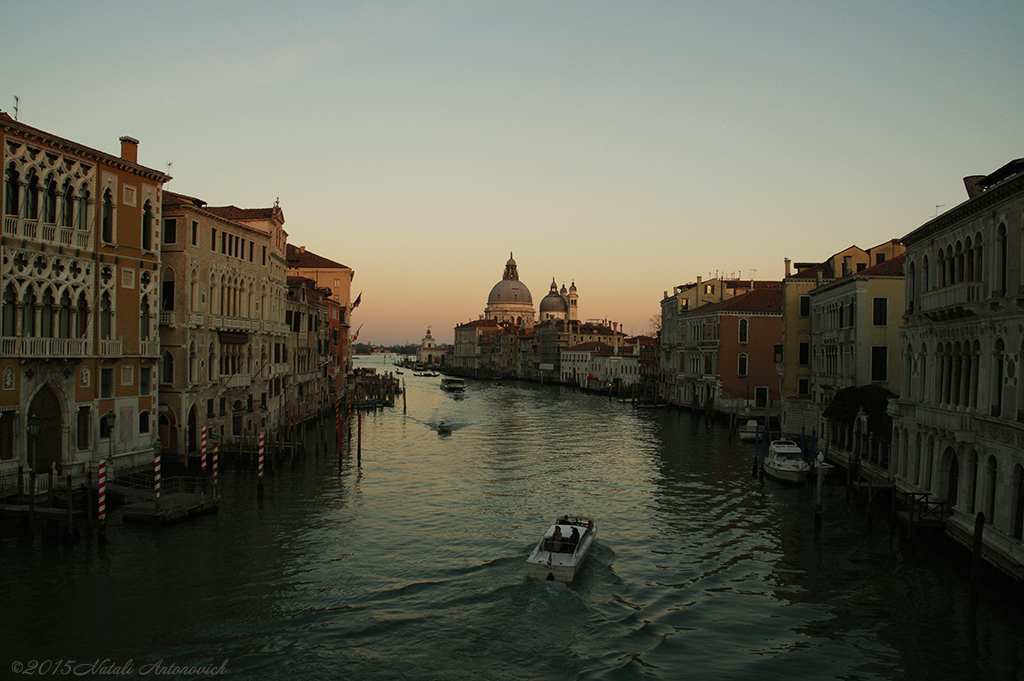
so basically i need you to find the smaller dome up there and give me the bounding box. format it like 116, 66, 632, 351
540, 278, 567, 314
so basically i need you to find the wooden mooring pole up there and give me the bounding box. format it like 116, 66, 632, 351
969, 511, 985, 607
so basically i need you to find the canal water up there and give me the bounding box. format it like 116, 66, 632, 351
3, 354, 1024, 680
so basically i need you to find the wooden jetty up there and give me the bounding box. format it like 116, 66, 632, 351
109, 472, 220, 524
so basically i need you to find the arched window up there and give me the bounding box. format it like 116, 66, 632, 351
98, 288, 111, 339
161, 350, 174, 383
61, 179, 74, 227
3, 164, 19, 215
101, 189, 114, 242
44, 176, 57, 223
25, 170, 40, 220
738, 318, 748, 344
1, 284, 16, 336
58, 289, 72, 338
139, 296, 150, 341
142, 201, 153, 251
737, 353, 748, 377
986, 455, 998, 525
138, 410, 150, 434
993, 338, 1005, 417
77, 185, 90, 230
21, 287, 37, 337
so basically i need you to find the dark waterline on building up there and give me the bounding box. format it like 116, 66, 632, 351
2, 354, 1023, 680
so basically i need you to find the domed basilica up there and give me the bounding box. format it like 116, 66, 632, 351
484, 253, 577, 328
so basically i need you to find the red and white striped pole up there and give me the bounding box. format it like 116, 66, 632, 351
212, 442, 219, 492
153, 443, 162, 511
97, 460, 107, 544
97, 460, 106, 521
201, 426, 208, 471
257, 430, 265, 499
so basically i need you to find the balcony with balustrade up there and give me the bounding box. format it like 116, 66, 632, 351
0, 336, 89, 358
3, 215, 91, 249
918, 281, 984, 320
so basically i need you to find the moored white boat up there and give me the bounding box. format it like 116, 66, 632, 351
764, 439, 812, 483
526, 516, 596, 583
738, 419, 765, 442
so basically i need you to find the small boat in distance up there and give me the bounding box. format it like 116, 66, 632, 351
526, 515, 597, 583
440, 377, 466, 392
437, 421, 451, 435
738, 419, 765, 442
764, 439, 812, 483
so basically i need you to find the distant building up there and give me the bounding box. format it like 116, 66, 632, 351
778, 240, 905, 436
159, 191, 289, 457
417, 328, 449, 366
675, 288, 783, 415
286, 244, 354, 384
660, 276, 778, 405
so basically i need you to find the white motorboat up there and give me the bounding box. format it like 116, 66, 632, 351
440, 377, 466, 392
764, 439, 812, 483
738, 419, 765, 442
526, 516, 596, 583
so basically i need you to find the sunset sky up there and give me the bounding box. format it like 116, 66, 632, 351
4, 1, 1023, 345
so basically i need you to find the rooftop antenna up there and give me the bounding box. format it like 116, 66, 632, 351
166, 161, 173, 185
934, 204, 944, 217
13, 95, 19, 121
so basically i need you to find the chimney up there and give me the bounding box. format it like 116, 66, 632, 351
299, 245, 306, 254
963, 175, 985, 200
119, 136, 139, 164
785, 258, 791, 278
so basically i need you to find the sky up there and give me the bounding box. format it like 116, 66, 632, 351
3, 1, 1023, 345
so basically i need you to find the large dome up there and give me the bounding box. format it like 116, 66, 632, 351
489, 279, 532, 305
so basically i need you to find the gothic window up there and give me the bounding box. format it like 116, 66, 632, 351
26, 169, 40, 220
3, 164, 19, 215
77, 185, 90, 230
101, 189, 114, 243
61, 179, 74, 227
142, 201, 153, 251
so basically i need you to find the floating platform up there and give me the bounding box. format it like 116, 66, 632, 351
122, 491, 219, 524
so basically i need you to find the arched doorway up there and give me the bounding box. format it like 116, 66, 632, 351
29, 384, 63, 473
187, 404, 198, 455
159, 404, 179, 455
946, 452, 960, 509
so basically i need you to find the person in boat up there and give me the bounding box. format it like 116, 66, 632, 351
548, 525, 564, 552
568, 527, 580, 553
559, 515, 570, 524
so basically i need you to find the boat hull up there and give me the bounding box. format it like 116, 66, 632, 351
764, 464, 810, 483
526, 517, 596, 583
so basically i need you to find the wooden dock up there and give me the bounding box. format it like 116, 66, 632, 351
114, 475, 220, 524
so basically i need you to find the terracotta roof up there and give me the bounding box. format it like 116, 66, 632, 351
689, 288, 782, 315
163, 190, 207, 208
857, 252, 905, 277
566, 342, 616, 352
286, 244, 349, 270
788, 261, 830, 279
206, 205, 282, 222
456, 318, 500, 329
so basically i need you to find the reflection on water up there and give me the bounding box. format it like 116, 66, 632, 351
2, 354, 1023, 680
